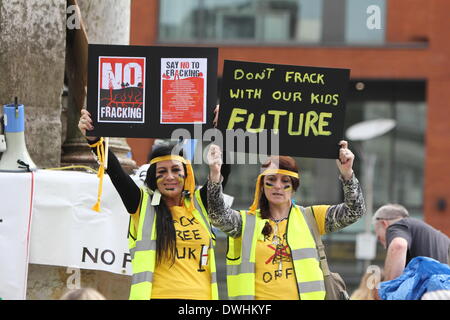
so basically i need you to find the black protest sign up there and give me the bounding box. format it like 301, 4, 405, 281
87, 44, 218, 138
217, 60, 350, 159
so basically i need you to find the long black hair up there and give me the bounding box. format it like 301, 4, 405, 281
145, 144, 186, 266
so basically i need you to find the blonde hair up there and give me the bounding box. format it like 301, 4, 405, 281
350, 267, 384, 300
60, 288, 106, 300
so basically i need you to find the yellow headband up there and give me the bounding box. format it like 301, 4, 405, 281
248, 168, 300, 214
259, 168, 299, 179
149, 155, 189, 166
149, 154, 196, 211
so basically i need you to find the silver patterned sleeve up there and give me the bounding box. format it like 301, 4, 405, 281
207, 178, 243, 238
324, 173, 366, 234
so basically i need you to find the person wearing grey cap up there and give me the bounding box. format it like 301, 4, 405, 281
373, 204, 450, 281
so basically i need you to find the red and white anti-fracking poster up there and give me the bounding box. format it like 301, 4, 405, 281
98, 56, 146, 123
160, 58, 207, 124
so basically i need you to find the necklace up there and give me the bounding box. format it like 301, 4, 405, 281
270, 216, 288, 223
270, 217, 288, 275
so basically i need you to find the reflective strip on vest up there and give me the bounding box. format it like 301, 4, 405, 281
291, 248, 319, 261
194, 195, 218, 292
194, 193, 219, 300
208, 238, 218, 288
227, 261, 255, 275
129, 193, 156, 299
141, 199, 155, 239
241, 214, 256, 263
230, 295, 255, 300
298, 280, 326, 293
132, 271, 153, 285
192, 194, 214, 240
130, 240, 157, 260
294, 206, 326, 300
227, 213, 257, 300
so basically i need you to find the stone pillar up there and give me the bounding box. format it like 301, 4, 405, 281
56, 0, 134, 300
26, 265, 130, 300
61, 0, 136, 173
0, 0, 66, 168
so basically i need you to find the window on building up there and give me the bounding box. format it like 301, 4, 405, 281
345, 0, 386, 44
158, 0, 386, 45
345, 81, 426, 223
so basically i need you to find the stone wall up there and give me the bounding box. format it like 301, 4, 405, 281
0, 0, 66, 168
27, 265, 131, 300
27, 0, 133, 300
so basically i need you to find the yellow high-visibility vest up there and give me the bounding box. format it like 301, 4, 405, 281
226, 205, 326, 300
128, 189, 218, 300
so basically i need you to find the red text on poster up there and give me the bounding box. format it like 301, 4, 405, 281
160, 58, 206, 124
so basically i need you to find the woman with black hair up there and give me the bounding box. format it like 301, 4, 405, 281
78, 109, 219, 300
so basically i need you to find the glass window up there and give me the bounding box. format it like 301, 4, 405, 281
345, 0, 386, 44
203, 0, 308, 42
297, 0, 323, 43
326, 81, 425, 293
392, 101, 426, 212
159, 0, 200, 40
158, 0, 387, 45
158, 0, 324, 43
344, 82, 426, 225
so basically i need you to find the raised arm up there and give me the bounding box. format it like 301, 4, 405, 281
324, 173, 366, 233
324, 140, 366, 233
78, 109, 141, 214
206, 144, 242, 238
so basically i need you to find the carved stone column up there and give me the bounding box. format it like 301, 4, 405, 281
61, 0, 136, 173
0, 0, 66, 168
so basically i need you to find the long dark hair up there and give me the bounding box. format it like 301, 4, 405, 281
260, 156, 300, 237
144, 145, 186, 266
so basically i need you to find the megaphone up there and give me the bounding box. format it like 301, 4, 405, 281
0, 99, 37, 172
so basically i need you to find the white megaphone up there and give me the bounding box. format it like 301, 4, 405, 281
0, 99, 37, 172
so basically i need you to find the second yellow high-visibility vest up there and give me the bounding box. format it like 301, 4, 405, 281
128, 189, 219, 300
226, 205, 326, 300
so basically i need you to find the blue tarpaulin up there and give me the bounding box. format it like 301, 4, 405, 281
379, 256, 450, 300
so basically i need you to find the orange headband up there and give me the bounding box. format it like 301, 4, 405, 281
248, 168, 299, 214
